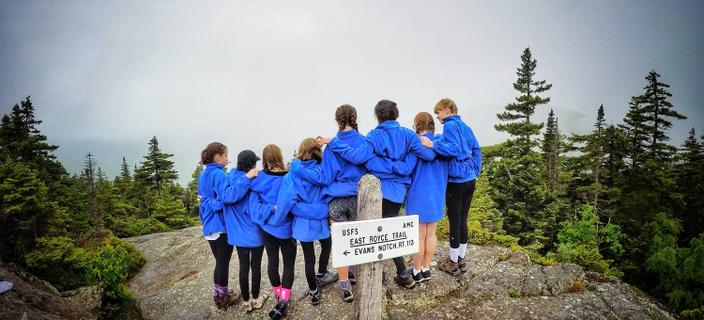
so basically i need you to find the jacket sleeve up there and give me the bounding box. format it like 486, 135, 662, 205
365, 153, 418, 175
271, 175, 298, 226
248, 192, 274, 226
201, 197, 223, 212
408, 132, 436, 161
291, 203, 329, 220
327, 136, 375, 165
219, 172, 252, 204
433, 123, 463, 158
291, 151, 337, 187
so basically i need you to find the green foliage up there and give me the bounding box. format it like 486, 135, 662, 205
134, 136, 178, 195
25, 236, 90, 291
555, 205, 623, 277
116, 216, 170, 237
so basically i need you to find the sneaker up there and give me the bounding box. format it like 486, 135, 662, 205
422, 269, 432, 281
348, 271, 356, 285
438, 258, 461, 276
310, 288, 321, 305
242, 299, 253, 312
458, 257, 468, 273
409, 268, 425, 283
250, 293, 269, 310
339, 281, 354, 303
268, 300, 288, 320
394, 270, 416, 289
316, 271, 339, 287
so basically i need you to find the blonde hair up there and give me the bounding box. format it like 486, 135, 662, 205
297, 138, 322, 163
434, 98, 458, 114
262, 144, 285, 172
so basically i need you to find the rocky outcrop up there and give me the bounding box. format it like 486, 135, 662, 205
125, 226, 674, 320
0, 264, 100, 320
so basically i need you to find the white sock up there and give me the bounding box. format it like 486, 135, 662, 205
421, 267, 429, 272
413, 268, 421, 276
459, 243, 468, 259
449, 247, 459, 262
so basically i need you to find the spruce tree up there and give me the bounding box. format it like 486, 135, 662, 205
134, 136, 178, 196
674, 129, 704, 244
542, 109, 561, 193
640, 70, 687, 161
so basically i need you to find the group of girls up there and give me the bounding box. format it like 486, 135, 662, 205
197, 98, 481, 319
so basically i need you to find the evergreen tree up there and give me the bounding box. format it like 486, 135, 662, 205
640, 70, 687, 161
81, 153, 103, 232
674, 129, 704, 244
620, 96, 650, 167
185, 165, 203, 216
134, 136, 178, 196
542, 109, 561, 193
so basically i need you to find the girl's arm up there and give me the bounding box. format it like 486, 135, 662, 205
432, 122, 463, 158
247, 192, 274, 226
270, 175, 298, 226
291, 149, 338, 186
291, 202, 329, 220
365, 153, 418, 175
327, 136, 375, 165
409, 132, 436, 161
219, 171, 251, 204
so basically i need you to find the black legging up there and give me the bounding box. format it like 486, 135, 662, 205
208, 234, 234, 287
236, 246, 264, 301
263, 232, 297, 290
446, 180, 477, 248
382, 199, 406, 275
300, 237, 332, 291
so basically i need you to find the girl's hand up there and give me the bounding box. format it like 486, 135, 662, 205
420, 136, 433, 148
316, 136, 331, 146
246, 167, 259, 179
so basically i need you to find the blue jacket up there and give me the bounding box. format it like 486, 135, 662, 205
275, 160, 330, 242
248, 170, 292, 239
328, 120, 435, 203
291, 130, 366, 201
197, 163, 228, 236
222, 170, 264, 248
406, 133, 449, 223
434, 115, 482, 183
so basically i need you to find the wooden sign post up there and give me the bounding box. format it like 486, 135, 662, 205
356, 174, 384, 320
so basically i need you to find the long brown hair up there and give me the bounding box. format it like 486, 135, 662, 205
262, 144, 285, 172
297, 138, 322, 163
413, 112, 435, 134
335, 104, 359, 131
200, 142, 227, 165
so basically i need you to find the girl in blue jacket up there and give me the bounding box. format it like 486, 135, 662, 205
406, 112, 449, 283
246, 144, 295, 320
276, 138, 331, 306
318, 99, 435, 289
421, 98, 482, 276
222, 149, 267, 312
197, 142, 240, 309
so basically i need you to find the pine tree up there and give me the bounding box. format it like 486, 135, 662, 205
674, 129, 704, 244
81, 153, 103, 232
640, 70, 687, 161
620, 96, 650, 167
495, 47, 552, 156
134, 136, 178, 196
185, 165, 203, 216
542, 109, 561, 193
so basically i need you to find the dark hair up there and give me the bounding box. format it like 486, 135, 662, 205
262, 144, 285, 172
298, 138, 323, 163
374, 99, 399, 123
200, 142, 227, 165
413, 112, 435, 134
335, 104, 359, 131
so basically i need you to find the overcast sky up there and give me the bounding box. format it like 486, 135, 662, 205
1, 1, 702, 185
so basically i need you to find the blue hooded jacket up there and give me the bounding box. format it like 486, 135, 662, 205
248, 170, 292, 239
406, 133, 449, 223
327, 120, 435, 203
222, 170, 264, 247
275, 160, 330, 242
433, 115, 482, 183
197, 163, 228, 236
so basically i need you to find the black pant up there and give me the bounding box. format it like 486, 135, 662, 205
382, 199, 406, 275
263, 232, 297, 290
446, 180, 477, 248
236, 246, 264, 301
208, 234, 234, 287
300, 237, 332, 291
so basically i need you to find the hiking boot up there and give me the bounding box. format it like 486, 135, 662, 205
458, 257, 468, 273
409, 268, 425, 283
316, 271, 339, 287
348, 270, 356, 285
251, 293, 269, 310
216, 289, 241, 310
310, 288, 321, 305
339, 281, 354, 303
394, 270, 416, 289
438, 258, 461, 276
422, 269, 432, 281
268, 300, 288, 320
